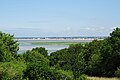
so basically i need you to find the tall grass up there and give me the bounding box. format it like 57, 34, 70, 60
31, 42, 83, 45
87, 77, 120, 80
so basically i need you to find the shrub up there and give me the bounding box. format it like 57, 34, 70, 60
0, 31, 19, 62
115, 68, 120, 77
0, 61, 26, 80
78, 74, 87, 80
55, 70, 74, 80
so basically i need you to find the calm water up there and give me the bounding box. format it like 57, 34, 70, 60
18, 39, 92, 54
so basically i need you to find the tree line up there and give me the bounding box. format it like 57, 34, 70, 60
0, 28, 120, 80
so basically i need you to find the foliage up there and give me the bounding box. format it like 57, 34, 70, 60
115, 68, 120, 78
50, 48, 71, 70
50, 44, 85, 78
82, 28, 120, 77
24, 61, 50, 80
14, 53, 25, 62
98, 28, 120, 77
55, 69, 74, 80
23, 49, 74, 80
78, 74, 87, 80
0, 32, 19, 62
0, 28, 120, 79
24, 62, 74, 80
23, 50, 49, 64
31, 47, 48, 57
50, 28, 120, 77
83, 40, 104, 76
0, 61, 26, 80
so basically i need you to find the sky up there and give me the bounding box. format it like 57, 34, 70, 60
0, 0, 120, 37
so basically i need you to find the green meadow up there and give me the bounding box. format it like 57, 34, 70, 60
31, 41, 86, 45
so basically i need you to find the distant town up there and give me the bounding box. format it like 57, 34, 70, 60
14, 36, 107, 40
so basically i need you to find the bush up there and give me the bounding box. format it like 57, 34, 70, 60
0, 32, 19, 62
78, 74, 87, 80
55, 70, 74, 80
23, 62, 50, 80
115, 68, 120, 77
24, 63, 74, 80
31, 47, 48, 57
0, 61, 26, 80
23, 50, 49, 64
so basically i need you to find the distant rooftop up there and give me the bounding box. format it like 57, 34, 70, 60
14, 36, 107, 40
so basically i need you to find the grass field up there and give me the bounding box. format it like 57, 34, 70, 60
87, 77, 120, 80
31, 42, 84, 45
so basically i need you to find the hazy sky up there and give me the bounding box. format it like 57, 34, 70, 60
0, 0, 120, 37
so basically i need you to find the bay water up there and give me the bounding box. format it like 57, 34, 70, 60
18, 39, 92, 54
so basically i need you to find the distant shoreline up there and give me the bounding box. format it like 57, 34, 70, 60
14, 38, 104, 41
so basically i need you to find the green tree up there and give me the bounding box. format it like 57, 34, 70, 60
23, 49, 74, 80
23, 50, 50, 79
83, 40, 103, 76
50, 48, 71, 70
50, 44, 85, 78
0, 32, 19, 62
23, 50, 49, 63
99, 27, 120, 77
31, 47, 48, 57
24, 61, 50, 80
24, 62, 74, 80
83, 28, 120, 77
68, 44, 85, 78
115, 68, 120, 77
0, 61, 26, 80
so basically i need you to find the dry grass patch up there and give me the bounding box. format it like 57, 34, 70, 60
87, 77, 120, 80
